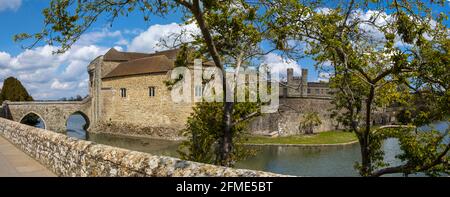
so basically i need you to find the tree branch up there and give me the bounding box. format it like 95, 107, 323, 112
232, 111, 260, 126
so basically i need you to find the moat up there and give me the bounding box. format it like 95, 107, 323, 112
63, 114, 448, 177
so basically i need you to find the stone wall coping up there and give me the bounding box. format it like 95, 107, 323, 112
3, 97, 91, 105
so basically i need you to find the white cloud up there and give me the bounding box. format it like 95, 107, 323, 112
8, 45, 61, 70
113, 46, 124, 51
77, 29, 123, 46
317, 72, 331, 82
0, 51, 11, 67
127, 22, 199, 52
0, 41, 108, 99
0, 23, 202, 100
262, 53, 301, 78
51, 79, 74, 90
0, 0, 21, 12
61, 61, 89, 81
78, 78, 89, 89
68, 45, 107, 61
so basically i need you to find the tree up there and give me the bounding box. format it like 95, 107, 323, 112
178, 101, 258, 166
1, 77, 36, 125
299, 112, 322, 135
267, 0, 449, 176
0, 77, 33, 104
16, 0, 268, 166
75, 95, 83, 101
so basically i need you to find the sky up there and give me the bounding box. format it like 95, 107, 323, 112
0, 0, 448, 100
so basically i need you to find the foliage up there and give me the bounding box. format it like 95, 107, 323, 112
267, 0, 450, 176
0, 77, 33, 104
299, 112, 322, 134
178, 101, 258, 166
365, 126, 450, 177
0, 77, 36, 125
60, 95, 84, 101
17, 0, 449, 174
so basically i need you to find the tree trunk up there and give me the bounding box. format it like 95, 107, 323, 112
305, 125, 313, 135
219, 101, 234, 166
187, 0, 234, 166
360, 86, 375, 176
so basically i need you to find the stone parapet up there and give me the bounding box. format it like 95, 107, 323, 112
0, 118, 284, 177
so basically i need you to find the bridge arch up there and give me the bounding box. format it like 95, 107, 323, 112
66, 111, 90, 130
66, 111, 90, 140
19, 111, 47, 129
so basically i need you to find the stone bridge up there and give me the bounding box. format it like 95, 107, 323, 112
1, 98, 91, 133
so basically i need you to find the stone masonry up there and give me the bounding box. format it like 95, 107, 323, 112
248, 97, 340, 136
2, 98, 91, 133
0, 117, 284, 177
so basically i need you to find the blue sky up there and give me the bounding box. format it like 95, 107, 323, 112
0, 0, 448, 100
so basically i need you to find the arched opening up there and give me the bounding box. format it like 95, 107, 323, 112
20, 112, 46, 129
66, 111, 90, 140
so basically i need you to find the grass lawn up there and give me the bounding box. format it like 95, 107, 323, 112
245, 131, 358, 145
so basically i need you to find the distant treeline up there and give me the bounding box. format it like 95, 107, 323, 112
59, 95, 87, 101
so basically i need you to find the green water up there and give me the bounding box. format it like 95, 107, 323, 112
65, 114, 448, 176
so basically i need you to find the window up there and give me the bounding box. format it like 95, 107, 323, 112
149, 87, 156, 97
315, 89, 320, 95
195, 85, 202, 97
120, 88, 127, 98
307, 88, 311, 94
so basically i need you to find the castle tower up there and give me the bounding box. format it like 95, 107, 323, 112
301, 69, 308, 97
287, 68, 294, 83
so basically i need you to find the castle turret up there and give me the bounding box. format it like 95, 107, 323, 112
287, 68, 294, 83
301, 69, 308, 97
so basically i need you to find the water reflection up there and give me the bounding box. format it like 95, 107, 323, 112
236, 144, 362, 176
66, 114, 87, 140
65, 115, 448, 177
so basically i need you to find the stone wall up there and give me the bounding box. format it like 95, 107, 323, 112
90, 120, 183, 141
0, 117, 283, 177
248, 97, 341, 136
99, 73, 194, 138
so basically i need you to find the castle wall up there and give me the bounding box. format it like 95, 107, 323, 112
248, 97, 341, 136
96, 73, 194, 139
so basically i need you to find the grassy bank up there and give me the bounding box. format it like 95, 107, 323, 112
245, 131, 358, 145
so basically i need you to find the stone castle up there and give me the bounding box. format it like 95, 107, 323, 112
87, 48, 204, 139
87, 48, 334, 138
1, 47, 336, 139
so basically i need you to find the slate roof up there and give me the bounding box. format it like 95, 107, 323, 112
102, 48, 216, 79
103, 55, 174, 79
